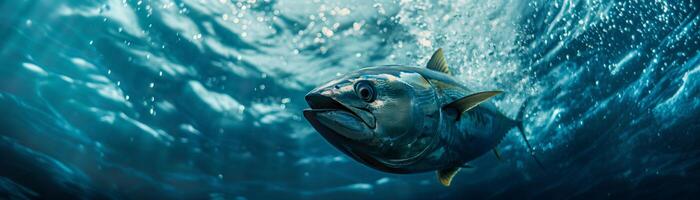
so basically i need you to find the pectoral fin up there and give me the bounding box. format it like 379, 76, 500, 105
437, 167, 461, 187
445, 91, 503, 118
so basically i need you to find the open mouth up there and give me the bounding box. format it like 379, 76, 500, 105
305, 93, 354, 114
304, 93, 375, 129
303, 93, 369, 145
303, 93, 372, 138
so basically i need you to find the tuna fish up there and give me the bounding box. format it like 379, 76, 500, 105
303, 49, 541, 186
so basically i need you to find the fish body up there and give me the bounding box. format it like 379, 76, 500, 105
303, 49, 531, 186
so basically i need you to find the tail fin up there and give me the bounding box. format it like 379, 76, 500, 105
515, 99, 545, 170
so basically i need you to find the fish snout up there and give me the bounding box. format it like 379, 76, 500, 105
305, 91, 337, 110
305, 90, 377, 129
304, 87, 377, 141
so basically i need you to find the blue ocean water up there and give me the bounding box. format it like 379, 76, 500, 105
1, 0, 699, 199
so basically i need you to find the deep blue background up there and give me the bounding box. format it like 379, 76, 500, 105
1, 0, 699, 199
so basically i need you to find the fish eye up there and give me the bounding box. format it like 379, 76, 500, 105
354, 81, 375, 102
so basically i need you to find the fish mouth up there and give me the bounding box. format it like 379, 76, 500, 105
305, 93, 353, 114
303, 93, 375, 141
304, 93, 376, 129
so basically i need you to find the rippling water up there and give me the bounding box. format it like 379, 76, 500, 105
1, 0, 699, 199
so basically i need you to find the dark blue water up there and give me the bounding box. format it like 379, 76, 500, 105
1, 0, 699, 199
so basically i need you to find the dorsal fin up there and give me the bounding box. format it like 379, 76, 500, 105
426, 48, 450, 74
437, 167, 460, 186
445, 91, 503, 118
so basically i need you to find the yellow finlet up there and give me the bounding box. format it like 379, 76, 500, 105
437, 167, 461, 187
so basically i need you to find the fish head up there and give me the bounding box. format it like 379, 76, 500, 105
304, 67, 440, 170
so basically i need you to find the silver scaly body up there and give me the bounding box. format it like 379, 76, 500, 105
303, 49, 536, 186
